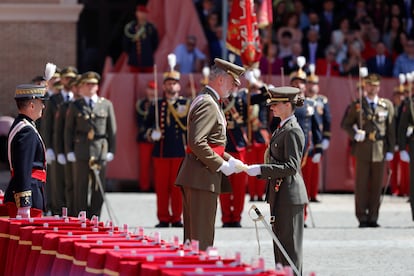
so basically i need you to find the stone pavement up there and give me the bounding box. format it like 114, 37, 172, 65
99, 192, 414, 276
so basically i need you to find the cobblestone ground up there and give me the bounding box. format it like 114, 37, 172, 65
100, 192, 414, 276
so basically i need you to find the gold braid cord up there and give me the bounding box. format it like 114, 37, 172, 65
167, 100, 190, 131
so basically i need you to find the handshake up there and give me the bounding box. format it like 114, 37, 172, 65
218, 157, 262, 176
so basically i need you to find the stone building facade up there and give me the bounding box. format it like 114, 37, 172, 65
0, 0, 82, 116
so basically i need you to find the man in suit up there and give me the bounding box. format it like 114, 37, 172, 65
246, 86, 308, 275
366, 41, 393, 77
175, 58, 246, 251
64, 72, 117, 218
5, 84, 48, 218
342, 73, 395, 227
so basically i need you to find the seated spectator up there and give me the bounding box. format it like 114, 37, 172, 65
302, 28, 324, 65
174, 35, 207, 73
331, 17, 351, 51
277, 12, 303, 43
316, 45, 340, 76
341, 41, 365, 76
204, 12, 222, 63
283, 42, 303, 75
259, 42, 283, 75
393, 39, 414, 77
366, 41, 393, 77
278, 30, 294, 59
382, 15, 404, 60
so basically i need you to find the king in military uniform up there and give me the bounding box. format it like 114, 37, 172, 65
5, 84, 48, 218
64, 72, 117, 218
342, 73, 395, 227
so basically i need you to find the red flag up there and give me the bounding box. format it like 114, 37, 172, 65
257, 0, 273, 28
226, 0, 262, 68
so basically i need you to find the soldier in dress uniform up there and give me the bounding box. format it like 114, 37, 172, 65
5, 84, 48, 218
303, 67, 332, 202
390, 82, 410, 197
243, 72, 271, 203
64, 72, 117, 218
175, 58, 247, 250
54, 76, 81, 216
123, 4, 159, 73
135, 80, 156, 192
342, 73, 395, 227
220, 80, 269, 227
147, 69, 189, 228
246, 86, 308, 275
40, 66, 77, 215
397, 80, 414, 221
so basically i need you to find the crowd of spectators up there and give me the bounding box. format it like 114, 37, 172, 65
192, 0, 414, 78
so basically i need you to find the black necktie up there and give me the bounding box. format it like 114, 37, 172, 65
89, 99, 93, 109
370, 102, 375, 112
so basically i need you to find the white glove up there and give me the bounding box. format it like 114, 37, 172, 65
151, 129, 162, 141
57, 154, 66, 165
106, 152, 114, 162
354, 129, 366, 142
321, 139, 330, 150
246, 165, 261, 176
385, 152, 393, 161
228, 157, 248, 173
67, 152, 76, 162
17, 207, 30, 218
400, 150, 410, 163
244, 70, 258, 86
46, 148, 55, 164
406, 126, 413, 137
218, 161, 235, 176
312, 153, 322, 163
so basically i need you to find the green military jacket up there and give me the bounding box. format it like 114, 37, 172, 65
64, 97, 117, 161
342, 97, 395, 162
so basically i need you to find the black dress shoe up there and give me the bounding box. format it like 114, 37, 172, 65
231, 222, 242, 228
155, 221, 169, 228
310, 198, 321, 203
171, 221, 183, 227
359, 222, 369, 228
368, 222, 380, 228
222, 223, 232, 227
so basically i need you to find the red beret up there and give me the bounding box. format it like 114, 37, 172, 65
136, 5, 148, 13
147, 80, 156, 89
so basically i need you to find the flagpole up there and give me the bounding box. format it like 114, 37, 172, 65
222, 0, 228, 59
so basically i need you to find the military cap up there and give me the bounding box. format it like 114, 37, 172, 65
53, 80, 64, 90
214, 58, 245, 86
15, 84, 47, 100
79, 71, 101, 84
61, 66, 78, 78
290, 69, 307, 83
68, 75, 81, 87
393, 84, 406, 94
364, 73, 381, 86
163, 70, 180, 82
307, 74, 319, 84
53, 67, 61, 78
266, 86, 300, 106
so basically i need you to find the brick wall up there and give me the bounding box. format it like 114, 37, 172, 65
0, 2, 81, 117
0, 22, 77, 116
